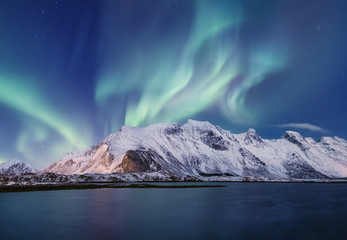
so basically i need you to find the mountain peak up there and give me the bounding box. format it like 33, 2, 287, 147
283, 130, 304, 141
146, 122, 180, 131
45, 120, 347, 180
186, 119, 212, 126
284, 130, 302, 137
0, 159, 36, 175
242, 128, 263, 145
184, 119, 215, 131
6, 159, 22, 164
1, 159, 23, 168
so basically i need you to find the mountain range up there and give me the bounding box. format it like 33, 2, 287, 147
42, 120, 347, 180
0, 159, 36, 175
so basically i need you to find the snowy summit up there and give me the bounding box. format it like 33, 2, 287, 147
45, 120, 347, 180
0, 159, 36, 175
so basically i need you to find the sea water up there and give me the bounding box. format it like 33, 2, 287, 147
1, 182, 347, 239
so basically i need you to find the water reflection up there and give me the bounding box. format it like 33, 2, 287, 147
1, 183, 347, 239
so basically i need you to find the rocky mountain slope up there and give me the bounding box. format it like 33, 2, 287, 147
0, 159, 36, 175
45, 120, 347, 180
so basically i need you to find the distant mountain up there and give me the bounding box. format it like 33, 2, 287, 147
0, 159, 36, 175
45, 120, 347, 180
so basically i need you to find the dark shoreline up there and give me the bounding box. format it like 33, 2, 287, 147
0, 183, 226, 193
2, 180, 347, 193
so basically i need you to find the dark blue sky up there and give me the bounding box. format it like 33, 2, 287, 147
1, 0, 347, 168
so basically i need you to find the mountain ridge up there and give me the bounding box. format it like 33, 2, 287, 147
0, 159, 36, 175
45, 120, 347, 180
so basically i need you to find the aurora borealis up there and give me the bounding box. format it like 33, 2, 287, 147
1, 0, 347, 168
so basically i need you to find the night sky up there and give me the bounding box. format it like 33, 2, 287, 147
1, 0, 347, 168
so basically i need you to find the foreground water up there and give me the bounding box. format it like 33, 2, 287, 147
0, 183, 347, 240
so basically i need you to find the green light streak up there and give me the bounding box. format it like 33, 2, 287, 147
123, 1, 242, 126
96, 0, 287, 128
224, 45, 287, 123
16, 122, 48, 154
0, 74, 91, 149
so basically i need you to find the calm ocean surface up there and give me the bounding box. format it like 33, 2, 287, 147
1, 182, 347, 240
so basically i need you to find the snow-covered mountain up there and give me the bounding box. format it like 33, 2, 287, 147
0, 159, 36, 175
45, 120, 347, 180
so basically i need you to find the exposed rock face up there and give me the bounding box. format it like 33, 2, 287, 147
243, 128, 264, 146
121, 150, 162, 173
283, 160, 328, 179
283, 131, 310, 151
238, 148, 269, 177
45, 120, 347, 179
201, 130, 229, 151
